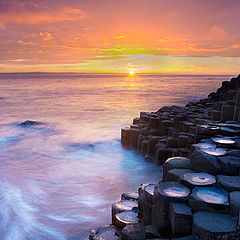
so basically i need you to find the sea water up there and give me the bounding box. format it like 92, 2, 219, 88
0, 73, 233, 239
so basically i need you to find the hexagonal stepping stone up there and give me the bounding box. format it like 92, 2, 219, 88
89, 225, 120, 240
121, 192, 139, 201
218, 156, 240, 176
138, 183, 155, 225
163, 157, 191, 180
112, 200, 138, 225
188, 187, 229, 213
152, 182, 190, 233
230, 191, 240, 217
190, 150, 222, 175
179, 172, 216, 189
193, 142, 216, 151
211, 137, 236, 148
196, 124, 219, 135
202, 148, 227, 157
193, 211, 238, 240
164, 168, 194, 182
115, 210, 139, 229
217, 175, 240, 192
169, 202, 192, 237
121, 222, 145, 240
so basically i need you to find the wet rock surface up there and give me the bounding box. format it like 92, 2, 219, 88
89, 225, 120, 240
188, 186, 229, 213
90, 75, 240, 239
179, 172, 216, 189
115, 210, 139, 229
193, 211, 237, 240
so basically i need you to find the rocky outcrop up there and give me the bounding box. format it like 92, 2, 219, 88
90, 75, 240, 239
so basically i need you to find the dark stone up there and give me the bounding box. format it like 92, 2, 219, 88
121, 192, 139, 201
155, 145, 168, 165
138, 184, 155, 225
217, 175, 240, 192
152, 182, 190, 233
89, 225, 120, 240
141, 140, 149, 155
210, 110, 221, 121
190, 150, 222, 176
188, 187, 229, 213
115, 210, 139, 229
18, 120, 45, 127
140, 112, 150, 122
133, 117, 140, 125
193, 211, 238, 240
218, 156, 240, 176
230, 191, 240, 217
121, 222, 145, 240
179, 172, 216, 189
149, 114, 160, 130
164, 168, 193, 182
137, 135, 147, 151
169, 202, 192, 237
148, 136, 160, 156
112, 200, 138, 225
163, 157, 191, 180
178, 135, 188, 148
145, 225, 161, 239
228, 149, 240, 158
196, 124, 219, 136
167, 136, 178, 148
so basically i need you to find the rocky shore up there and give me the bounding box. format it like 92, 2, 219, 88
89, 75, 240, 240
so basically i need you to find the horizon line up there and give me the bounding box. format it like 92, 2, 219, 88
0, 71, 237, 76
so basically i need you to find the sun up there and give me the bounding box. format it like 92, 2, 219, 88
129, 71, 135, 76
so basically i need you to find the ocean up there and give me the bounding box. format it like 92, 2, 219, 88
0, 73, 233, 239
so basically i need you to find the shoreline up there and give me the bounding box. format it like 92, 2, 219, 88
90, 74, 240, 239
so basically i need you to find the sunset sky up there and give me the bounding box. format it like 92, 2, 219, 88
0, 0, 240, 74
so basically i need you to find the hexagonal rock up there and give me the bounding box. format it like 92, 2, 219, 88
193, 211, 238, 240
179, 172, 216, 189
121, 222, 145, 240
121, 192, 139, 201
196, 124, 219, 135
138, 183, 155, 225
115, 210, 139, 229
169, 202, 192, 237
163, 157, 191, 180
211, 137, 236, 148
188, 187, 229, 213
230, 191, 240, 217
217, 175, 240, 192
164, 168, 194, 182
152, 182, 190, 233
218, 156, 240, 176
89, 225, 120, 240
190, 150, 222, 176
112, 200, 138, 225
155, 145, 168, 165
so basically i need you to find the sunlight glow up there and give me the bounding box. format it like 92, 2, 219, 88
129, 71, 135, 76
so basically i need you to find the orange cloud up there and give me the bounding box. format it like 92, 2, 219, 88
40, 32, 53, 41
17, 40, 33, 45
0, 7, 85, 25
